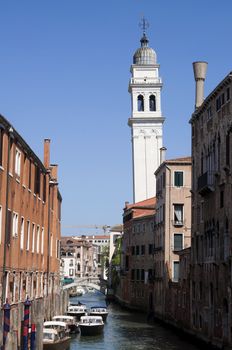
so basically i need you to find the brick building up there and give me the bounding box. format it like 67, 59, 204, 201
117, 197, 156, 311
153, 156, 192, 319
190, 63, 232, 347
0, 114, 63, 349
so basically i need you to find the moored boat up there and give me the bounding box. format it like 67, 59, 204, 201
43, 327, 71, 350
67, 304, 87, 320
52, 315, 79, 334
79, 315, 104, 336
89, 306, 108, 321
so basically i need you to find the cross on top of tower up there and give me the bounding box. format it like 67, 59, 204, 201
139, 16, 149, 35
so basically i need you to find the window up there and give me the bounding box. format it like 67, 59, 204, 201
141, 245, 145, 255
137, 95, 144, 111
12, 212, 18, 238
174, 171, 183, 187
173, 261, 180, 282
34, 166, 41, 195
141, 269, 145, 282
15, 148, 21, 177
136, 245, 140, 255
173, 233, 183, 251
41, 227, 44, 254
0, 206, 2, 244
20, 217, 24, 250
36, 226, 40, 253
131, 269, 135, 281
148, 244, 153, 255
0, 128, 4, 166
173, 204, 183, 226
226, 87, 230, 101
69, 269, 74, 276
149, 95, 156, 111
28, 160, 32, 190
136, 269, 140, 281
26, 221, 30, 251
50, 234, 53, 256
32, 223, 35, 253
220, 190, 224, 208
131, 246, 135, 255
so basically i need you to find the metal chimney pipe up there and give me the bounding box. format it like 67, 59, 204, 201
160, 147, 167, 164
193, 61, 208, 109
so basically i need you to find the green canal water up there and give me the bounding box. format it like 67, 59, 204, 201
69, 291, 202, 350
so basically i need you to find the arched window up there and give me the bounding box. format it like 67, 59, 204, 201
149, 95, 156, 111
137, 95, 144, 112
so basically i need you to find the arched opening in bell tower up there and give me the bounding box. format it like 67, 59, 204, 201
149, 95, 156, 111
137, 95, 144, 111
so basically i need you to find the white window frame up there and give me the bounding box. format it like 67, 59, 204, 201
32, 223, 35, 253
15, 148, 21, 177
174, 170, 184, 187
26, 221, 30, 251
0, 206, 2, 244
36, 225, 40, 253
173, 204, 184, 225
12, 212, 19, 238
20, 217, 25, 250
41, 227, 44, 255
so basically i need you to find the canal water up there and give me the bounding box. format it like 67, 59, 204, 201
69, 291, 201, 350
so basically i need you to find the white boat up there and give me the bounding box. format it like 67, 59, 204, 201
43, 326, 71, 350
79, 315, 104, 336
67, 304, 87, 320
89, 306, 108, 321
52, 315, 79, 334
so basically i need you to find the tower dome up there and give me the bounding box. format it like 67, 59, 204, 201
133, 33, 157, 65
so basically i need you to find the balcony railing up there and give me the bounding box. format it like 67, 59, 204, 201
197, 171, 214, 195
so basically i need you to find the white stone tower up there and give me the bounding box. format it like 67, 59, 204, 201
128, 22, 165, 203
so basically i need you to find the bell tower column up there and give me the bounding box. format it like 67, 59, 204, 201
128, 20, 165, 203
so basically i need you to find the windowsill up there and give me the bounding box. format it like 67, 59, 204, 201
38, 197, 41, 201
8, 172, 13, 177
28, 189, 31, 193
33, 193, 36, 197
16, 178, 20, 184
22, 184, 26, 189
0, 165, 4, 171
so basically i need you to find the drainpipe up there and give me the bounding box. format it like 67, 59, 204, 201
2, 127, 14, 305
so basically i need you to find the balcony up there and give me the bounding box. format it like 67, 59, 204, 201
197, 171, 214, 195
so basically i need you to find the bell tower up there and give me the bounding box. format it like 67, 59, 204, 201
128, 19, 165, 203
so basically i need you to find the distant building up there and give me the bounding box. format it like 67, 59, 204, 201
153, 156, 192, 319
61, 237, 99, 279
190, 63, 232, 347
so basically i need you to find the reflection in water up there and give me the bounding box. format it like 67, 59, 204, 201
69, 291, 201, 350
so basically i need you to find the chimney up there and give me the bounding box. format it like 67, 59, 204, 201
160, 147, 167, 164
44, 139, 51, 169
193, 61, 208, 109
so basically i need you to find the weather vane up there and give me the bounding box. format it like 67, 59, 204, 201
139, 16, 149, 35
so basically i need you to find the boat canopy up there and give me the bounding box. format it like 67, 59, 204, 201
43, 328, 58, 335
53, 315, 74, 321
44, 321, 67, 328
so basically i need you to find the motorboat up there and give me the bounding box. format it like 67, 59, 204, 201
43, 326, 71, 350
67, 304, 87, 320
79, 315, 104, 336
89, 306, 108, 321
52, 315, 79, 334
43, 321, 70, 335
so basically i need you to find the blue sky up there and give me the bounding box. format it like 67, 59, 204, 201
0, 1, 231, 235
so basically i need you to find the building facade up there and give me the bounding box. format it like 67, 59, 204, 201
128, 30, 165, 203
0, 114, 63, 349
190, 63, 232, 347
117, 198, 156, 312
153, 157, 192, 319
